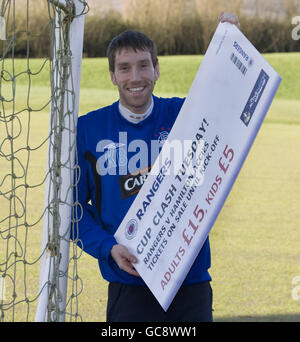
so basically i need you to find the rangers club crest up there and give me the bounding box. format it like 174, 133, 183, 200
125, 219, 138, 240
154, 127, 171, 145
158, 130, 169, 144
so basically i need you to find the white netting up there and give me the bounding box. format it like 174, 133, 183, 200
0, 0, 87, 322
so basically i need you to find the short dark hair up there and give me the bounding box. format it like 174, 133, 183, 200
106, 30, 158, 72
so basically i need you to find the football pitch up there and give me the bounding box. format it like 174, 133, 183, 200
0, 53, 299, 321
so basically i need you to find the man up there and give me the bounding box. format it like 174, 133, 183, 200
75, 12, 240, 322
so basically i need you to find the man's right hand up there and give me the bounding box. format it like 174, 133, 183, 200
110, 244, 140, 277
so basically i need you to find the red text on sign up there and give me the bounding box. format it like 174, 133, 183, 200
218, 144, 234, 174
161, 246, 185, 291
206, 144, 234, 205
182, 205, 205, 246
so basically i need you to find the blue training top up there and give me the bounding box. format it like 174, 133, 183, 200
75, 95, 211, 285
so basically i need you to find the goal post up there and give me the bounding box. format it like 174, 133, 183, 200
35, 0, 86, 322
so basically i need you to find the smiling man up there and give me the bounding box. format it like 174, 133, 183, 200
110, 48, 160, 114
75, 13, 240, 322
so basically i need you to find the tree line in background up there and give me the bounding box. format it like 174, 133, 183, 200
4, 0, 300, 58
83, 9, 300, 57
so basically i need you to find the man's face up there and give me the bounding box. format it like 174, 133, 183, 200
110, 48, 160, 114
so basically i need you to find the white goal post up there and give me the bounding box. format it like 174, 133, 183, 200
35, 0, 85, 322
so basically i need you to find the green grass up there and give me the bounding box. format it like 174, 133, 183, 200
210, 122, 300, 321
0, 53, 300, 322
78, 52, 300, 101
5, 52, 298, 100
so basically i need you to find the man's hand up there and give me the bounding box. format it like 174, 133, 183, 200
111, 244, 140, 277
219, 12, 240, 29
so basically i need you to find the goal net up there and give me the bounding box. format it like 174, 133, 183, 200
0, 0, 86, 322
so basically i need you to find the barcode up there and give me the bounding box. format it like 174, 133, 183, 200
230, 52, 247, 75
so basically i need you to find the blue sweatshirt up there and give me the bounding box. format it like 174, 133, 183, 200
75, 95, 211, 285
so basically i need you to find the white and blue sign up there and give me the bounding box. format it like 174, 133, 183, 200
115, 22, 281, 311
